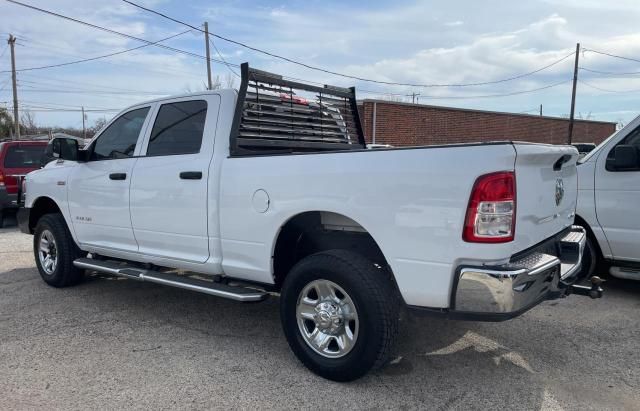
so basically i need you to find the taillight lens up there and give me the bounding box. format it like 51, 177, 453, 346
0, 171, 4, 187
463, 171, 516, 243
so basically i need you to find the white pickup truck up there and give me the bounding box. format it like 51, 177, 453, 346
18, 64, 601, 381
575, 115, 640, 281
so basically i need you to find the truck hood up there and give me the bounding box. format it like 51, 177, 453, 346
512, 143, 579, 251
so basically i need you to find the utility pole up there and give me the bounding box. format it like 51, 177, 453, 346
568, 43, 580, 144
539, 104, 543, 116
81, 106, 86, 139
8, 35, 19, 140
406, 92, 420, 104
204, 22, 213, 90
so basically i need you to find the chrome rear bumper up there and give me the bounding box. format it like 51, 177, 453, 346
450, 226, 591, 321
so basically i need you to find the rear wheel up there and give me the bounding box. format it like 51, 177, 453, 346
280, 250, 399, 381
34, 213, 85, 287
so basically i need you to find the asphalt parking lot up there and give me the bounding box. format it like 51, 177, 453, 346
1, 216, 638, 410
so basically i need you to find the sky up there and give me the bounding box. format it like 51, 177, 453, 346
1, 0, 640, 130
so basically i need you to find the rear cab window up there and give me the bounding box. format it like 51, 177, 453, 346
146, 100, 208, 156
4, 145, 46, 168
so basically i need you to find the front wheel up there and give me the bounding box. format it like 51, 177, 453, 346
577, 231, 599, 281
34, 213, 85, 287
280, 250, 399, 381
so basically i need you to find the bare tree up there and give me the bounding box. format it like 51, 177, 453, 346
20, 109, 38, 135
211, 75, 222, 90
224, 72, 236, 89
377, 94, 406, 103
88, 117, 109, 137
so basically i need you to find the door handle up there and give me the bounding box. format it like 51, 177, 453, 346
180, 171, 203, 180
109, 173, 127, 180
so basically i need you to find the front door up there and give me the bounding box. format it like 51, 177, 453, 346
129, 96, 218, 263
595, 125, 640, 263
67, 106, 151, 251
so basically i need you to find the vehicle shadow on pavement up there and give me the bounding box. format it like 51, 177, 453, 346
2, 268, 638, 409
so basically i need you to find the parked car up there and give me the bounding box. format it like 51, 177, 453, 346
575, 116, 640, 281
572, 142, 597, 160
17, 64, 601, 381
0, 140, 48, 227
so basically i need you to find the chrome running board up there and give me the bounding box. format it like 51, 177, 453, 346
73, 258, 268, 302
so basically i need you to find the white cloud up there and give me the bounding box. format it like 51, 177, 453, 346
2, 0, 640, 126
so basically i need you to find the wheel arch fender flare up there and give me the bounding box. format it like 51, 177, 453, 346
269, 209, 397, 286
29, 196, 79, 244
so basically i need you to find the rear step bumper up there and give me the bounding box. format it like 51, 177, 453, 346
73, 258, 268, 302
421, 226, 602, 321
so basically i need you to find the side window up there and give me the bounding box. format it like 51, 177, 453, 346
91, 107, 150, 160
606, 125, 640, 171
146, 100, 207, 156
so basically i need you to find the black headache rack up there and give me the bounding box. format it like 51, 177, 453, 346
230, 63, 366, 156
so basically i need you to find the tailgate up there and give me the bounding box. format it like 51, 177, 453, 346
513, 143, 579, 250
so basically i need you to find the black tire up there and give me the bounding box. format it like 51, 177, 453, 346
0, 210, 4, 229
33, 213, 85, 287
280, 250, 399, 382
577, 230, 600, 282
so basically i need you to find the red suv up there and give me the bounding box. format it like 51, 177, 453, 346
0, 141, 48, 227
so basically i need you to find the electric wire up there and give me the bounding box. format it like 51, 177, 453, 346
122, 0, 575, 89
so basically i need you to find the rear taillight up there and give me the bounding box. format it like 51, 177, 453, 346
0, 171, 4, 187
463, 171, 516, 243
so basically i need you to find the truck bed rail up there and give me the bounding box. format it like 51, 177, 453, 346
230, 63, 365, 156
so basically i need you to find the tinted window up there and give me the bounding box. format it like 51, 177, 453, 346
4, 145, 46, 168
607, 125, 640, 161
91, 107, 149, 160
147, 100, 207, 156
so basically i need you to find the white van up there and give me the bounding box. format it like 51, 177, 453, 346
576, 115, 640, 280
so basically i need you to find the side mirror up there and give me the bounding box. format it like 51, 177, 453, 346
608, 145, 639, 171
51, 138, 80, 162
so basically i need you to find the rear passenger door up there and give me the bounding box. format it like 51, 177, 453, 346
130, 96, 219, 263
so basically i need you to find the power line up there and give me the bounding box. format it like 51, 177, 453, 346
209, 38, 239, 78
359, 79, 572, 100
17, 79, 172, 95
18, 73, 167, 94
583, 48, 640, 65
578, 79, 640, 93
1, 29, 192, 73
17, 84, 172, 96
4, 0, 225, 64
122, 0, 575, 88
18, 99, 120, 110
579, 66, 640, 76
9, 37, 206, 79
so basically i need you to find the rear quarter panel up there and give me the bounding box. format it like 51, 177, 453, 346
219, 143, 519, 308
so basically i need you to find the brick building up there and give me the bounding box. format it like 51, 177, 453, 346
358, 99, 616, 147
